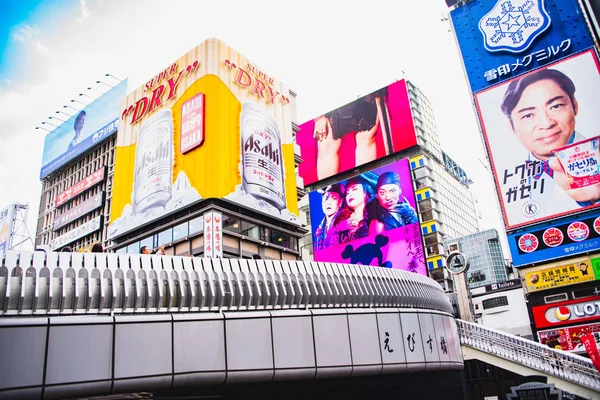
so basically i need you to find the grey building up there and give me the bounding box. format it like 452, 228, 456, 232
444, 228, 508, 289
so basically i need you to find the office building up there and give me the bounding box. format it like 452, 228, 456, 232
443, 229, 508, 289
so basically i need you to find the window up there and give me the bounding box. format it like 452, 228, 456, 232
158, 228, 173, 246
140, 235, 154, 250
544, 293, 568, 303
572, 286, 600, 300
241, 220, 260, 239
173, 222, 188, 241
482, 296, 508, 310
223, 215, 241, 234
189, 216, 204, 235
127, 241, 140, 254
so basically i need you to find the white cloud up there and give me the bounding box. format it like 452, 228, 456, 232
0, 0, 509, 252
79, 0, 90, 22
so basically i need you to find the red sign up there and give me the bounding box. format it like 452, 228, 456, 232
532, 295, 600, 329
580, 333, 600, 372
542, 227, 563, 247
518, 233, 539, 253
180, 92, 205, 154
55, 168, 105, 207
537, 323, 600, 353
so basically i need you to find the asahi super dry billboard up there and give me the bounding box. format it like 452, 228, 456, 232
109, 39, 299, 238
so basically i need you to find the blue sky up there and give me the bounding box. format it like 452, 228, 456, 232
0, 0, 75, 84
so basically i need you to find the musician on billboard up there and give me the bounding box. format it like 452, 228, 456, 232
500, 68, 600, 211
368, 172, 418, 234
68, 111, 87, 150
313, 89, 389, 180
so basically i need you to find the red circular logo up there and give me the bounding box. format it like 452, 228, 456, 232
594, 217, 600, 235
555, 306, 571, 321
518, 233, 539, 253
567, 222, 590, 242
542, 228, 564, 247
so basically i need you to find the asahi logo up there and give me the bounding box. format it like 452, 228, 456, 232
243, 131, 281, 166
136, 140, 171, 176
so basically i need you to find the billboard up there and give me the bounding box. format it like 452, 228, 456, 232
475, 50, 600, 230
0, 205, 15, 254
53, 192, 104, 231
508, 209, 600, 266
204, 211, 223, 258
55, 167, 106, 207
308, 158, 425, 274
531, 295, 600, 329
51, 215, 102, 250
297, 79, 417, 186
109, 38, 299, 239
40, 81, 127, 178
523, 256, 600, 292
538, 323, 600, 353
450, 0, 595, 93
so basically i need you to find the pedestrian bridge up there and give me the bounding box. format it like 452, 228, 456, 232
0, 251, 597, 399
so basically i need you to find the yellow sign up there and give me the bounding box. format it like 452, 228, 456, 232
524, 260, 596, 292
109, 38, 299, 239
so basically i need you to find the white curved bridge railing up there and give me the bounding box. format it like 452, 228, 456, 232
0, 251, 452, 315
0, 251, 461, 400
457, 319, 600, 393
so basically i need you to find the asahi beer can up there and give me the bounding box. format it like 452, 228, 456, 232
133, 109, 174, 214
241, 102, 286, 211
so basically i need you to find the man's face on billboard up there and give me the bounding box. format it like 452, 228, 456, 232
322, 191, 342, 218
510, 79, 578, 161
377, 183, 401, 211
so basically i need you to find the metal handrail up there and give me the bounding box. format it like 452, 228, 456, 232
457, 319, 600, 392
0, 250, 453, 315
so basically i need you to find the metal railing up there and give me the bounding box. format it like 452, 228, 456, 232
0, 250, 453, 315
457, 319, 600, 392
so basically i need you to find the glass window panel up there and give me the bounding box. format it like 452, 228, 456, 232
140, 236, 153, 250
158, 228, 173, 246
127, 241, 139, 254
173, 222, 188, 241
241, 220, 260, 239
189, 216, 204, 235
223, 216, 241, 234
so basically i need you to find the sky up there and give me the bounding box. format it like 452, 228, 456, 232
0, 0, 509, 254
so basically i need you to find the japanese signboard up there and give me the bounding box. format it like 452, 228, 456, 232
508, 209, 600, 267
109, 38, 299, 239
475, 50, 600, 230
50, 216, 102, 251
203, 211, 222, 258
524, 258, 599, 292
0, 204, 16, 254
297, 79, 417, 186
538, 322, 600, 353
40, 81, 127, 178
449, 0, 594, 93
308, 158, 426, 275
531, 295, 600, 329
55, 167, 106, 207
53, 192, 104, 231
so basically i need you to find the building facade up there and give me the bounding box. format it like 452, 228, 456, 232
443, 229, 508, 289
35, 131, 117, 251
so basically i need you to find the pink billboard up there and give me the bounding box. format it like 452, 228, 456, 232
309, 158, 426, 275
298, 80, 417, 186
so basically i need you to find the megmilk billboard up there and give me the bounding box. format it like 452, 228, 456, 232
0, 204, 15, 254
449, 0, 595, 93
474, 50, 600, 230
109, 38, 299, 239
297, 80, 417, 186
309, 158, 426, 275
